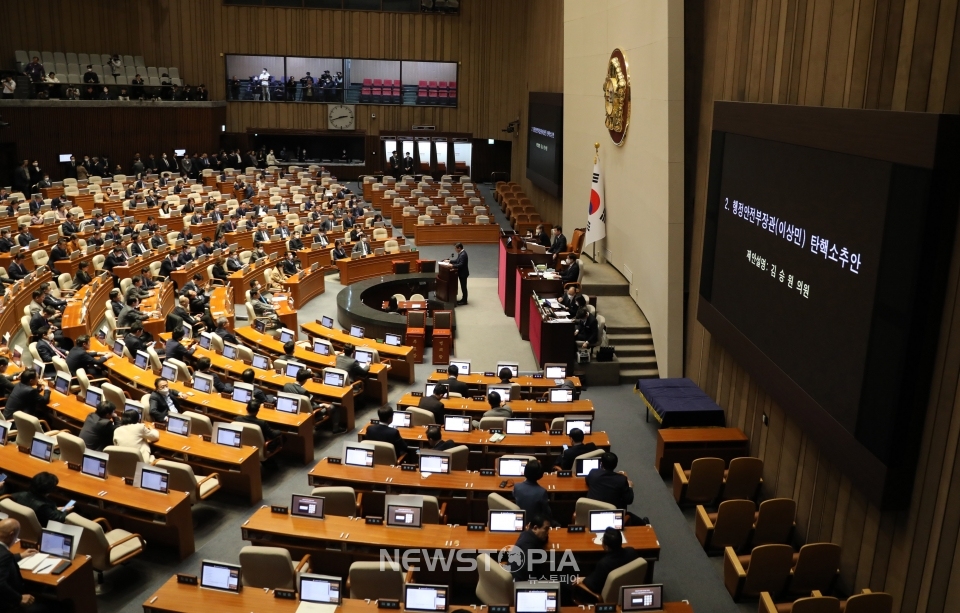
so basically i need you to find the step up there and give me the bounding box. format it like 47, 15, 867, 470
607, 333, 652, 344
606, 326, 651, 336
615, 347, 656, 357
620, 368, 659, 383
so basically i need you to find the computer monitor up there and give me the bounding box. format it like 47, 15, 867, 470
290, 494, 325, 519
278, 328, 295, 343
323, 370, 345, 387
385, 495, 423, 528
354, 349, 374, 366
505, 419, 532, 435
276, 392, 300, 414
449, 359, 471, 375
349, 325, 364, 338
39, 529, 74, 560
391, 411, 412, 428
564, 416, 592, 435
193, 373, 214, 394
496, 362, 519, 377
252, 353, 270, 370
198, 332, 212, 350
137, 464, 170, 493
343, 443, 374, 468
124, 401, 143, 421
112, 339, 125, 357
96, 327, 108, 342
81, 450, 108, 479
161, 362, 178, 381
200, 560, 241, 593
589, 509, 625, 533
300, 574, 342, 605
54, 372, 70, 394
134, 351, 150, 370
320, 315, 334, 328
384, 333, 402, 347
84, 387, 103, 408
544, 363, 567, 379
488, 509, 525, 532
284, 361, 306, 378
313, 340, 331, 355
620, 585, 664, 612
181, 323, 192, 339
33, 363, 42, 380
59, 154, 72, 163
576, 456, 601, 477
549, 388, 574, 403
404, 584, 449, 612
497, 456, 529, 477
215, 425, 243, 448
231, 382, 253, 403
514, 583, 560, 613
222, 343, 238, 360
0, 420, 9, 445
253, 318, 267, 333
487, 385, 512, 400
424, 383, 448, 398
443, 415, 471, 432
419, 450, 451, 474
29, 435, 54, 462
166, 414, 191, 437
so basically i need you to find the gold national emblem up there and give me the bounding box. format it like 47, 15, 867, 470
603, 49, 630, 146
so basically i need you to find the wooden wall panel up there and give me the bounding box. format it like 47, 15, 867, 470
686, 1, 960, 611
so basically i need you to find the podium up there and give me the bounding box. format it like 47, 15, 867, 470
436, 263, 459, 303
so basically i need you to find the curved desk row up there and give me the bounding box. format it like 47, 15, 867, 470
397, 394, 593, 421
302, 320, 416, 383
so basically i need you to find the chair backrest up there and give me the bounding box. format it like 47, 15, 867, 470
788, 596, 841, 613
348, 561, 404, 600
0, 498, 42, 542
155, 459, 200, 505
421, 495, 442, 524
104, 445, 142, 479
574, 497, 617, 525
13, 411, 45, 449
487, 492, 520, 511
368, 440, 398, 465
57, 432, 87, 465
236, 423, 268, 460
790, 543, 841, 594
407, 311, 426, 328
478, 416, 505, 432
753, 498, 797, 546
434, 310, 453, 330
602, 556, 649, 604
711, 499, 756, 550
102, 382, 127, 414
310, 486, 358, 517
842, 592, 893, 613
448, 445, 468, 471
723, 456, 763, 501
742, 544, 795, 596
65, 512, 113, 570
384, 239, 399, 253
406, 406, 435, 427
475, 553, 514, 605
58, 272, 73, 291
239, 545, 296, 589
685, 457, 726, 503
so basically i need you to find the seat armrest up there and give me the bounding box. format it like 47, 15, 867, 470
758, 592, 777, 613
694, 505, 713, 550
196, 473, 219, 487
356, 492, 363, 516
295, 554, 311, 574
93, 517, 113, 531
106, 532, 144, 555
572, 580, 601, 604
723, 546, 746, 601
404, 567, 416, 585
672, 463, 688, 503
438, 502, 447, 525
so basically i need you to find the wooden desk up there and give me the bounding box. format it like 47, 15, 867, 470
61, 273, 113, 339
336, 250, 420, 285
414, 223, 501, 245
138, 280, 176, 339
0, 270, 49, 340
13, 544, 97, 613
529, 295, 576, 372
397, 394, 594, 420
207, 285, 235, 330
142, 579, 695, 613
111, 248, 169, 280
283, 266, 326, 308
301, 321, 416, 384
241, 506, 660, 581
515, 267, 564, 340
227, 258, 276, 310
498, 236, 554, 317
382, 300, 428, 313
0, 442, 195, 559
46, 389, 263, 503
425, 373, 582, 397
655, 427, 750, 478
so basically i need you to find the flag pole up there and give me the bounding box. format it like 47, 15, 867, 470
591, 142, 599, 263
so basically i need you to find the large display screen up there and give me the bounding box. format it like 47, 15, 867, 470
526, 92, 563, 197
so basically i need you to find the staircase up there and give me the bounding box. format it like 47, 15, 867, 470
606, 316, 659, 384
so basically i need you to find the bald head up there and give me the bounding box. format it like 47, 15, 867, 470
0, 518, 21, 545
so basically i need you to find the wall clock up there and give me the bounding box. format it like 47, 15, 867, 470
328, 104, 356, 130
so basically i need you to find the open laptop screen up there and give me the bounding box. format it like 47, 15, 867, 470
404, 584, 449, 612
621, 585, 664, 612
300, 574, 342, 604
200, 560, 241, 592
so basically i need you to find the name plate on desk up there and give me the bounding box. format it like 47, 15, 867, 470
201, 434, 211, 442
435, 368, 447, 374
532, 374, 544, 379
328, 457, 342, 464
123, 477, 134, 486
484, 372, 495, 377
566, 525, 585, 533
17, 445, 29, 454
557, 470, 572, 478
271, 506, 289, 515
275, 589, 297, 600
411, 392, 423, 397
490, 606, 510, 613
378, 599, 401, 609
154, 422, 167, 431
473, 395, 485, 401
67, 462, 81, 472
549, 429, 563, 435
596, 605, 616, 613
480, 469, 495, 477
177, 574, 199, 585
401, 464, 417, 472
467, 523, 486, 532
536, 397, 548, 403
488, 428, 503, 435
365, 516, 384, 525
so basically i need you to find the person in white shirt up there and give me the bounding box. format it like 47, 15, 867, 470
113, 409, 160, 463
266, 150, 278, 166
1, 76, 15, 99
259, 69, 271, 101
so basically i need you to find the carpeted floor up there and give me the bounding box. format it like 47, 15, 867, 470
95, 182, 749, 613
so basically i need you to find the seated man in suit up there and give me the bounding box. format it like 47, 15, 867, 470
40, 282, 66, 312
237, 400, 283, 452
422, 425, 457, 451
334, 343, 369, 385
6, 253, 29, 281
351, 235, 372, 257
61, 212, 80, 237
172, 295, 198, 329
0, 228, 14, 253
159, 252, 181, 279
225, 249, 244, 272
176, 244, 194, 266
214, 316, 239, 345
574, 307, 599, 350
109, 289, 125, 318
554, 428, 597, 471
288, 231, 304, 252
129, 233, 150, 256
195, 357, 233, 394
48, 238, 70, 274
196, 236, 216, 257
150, 229, 167, 250
0, 358, 16, 399
78, 400, 118, 452
575, 528, 640, 604
125, 276, 152, 303
118, 296, 152, 329
585, 452, 645, 526
417, 383, 447, 424
124, 322, 163, 357
250, 288, 281, 328
281, 367, 342, 432
558, 285, 585, 318
10, 472, 73, 528
66, 334, 109, 377
2, 369, 51, 420
365, 405, 410, 461
560, 254, 580, 284
254, 224, 272, 243
35, 326, 68, 378
149, 377, 186, 422
239, 368, 274, 405
164, 327, 196, 364
104, 245, 128, 272
444, 364, 470, 396
0, 516, 46, 611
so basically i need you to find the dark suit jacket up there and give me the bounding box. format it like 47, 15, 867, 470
3, 382, 50, 419
586, 469, 634, 508
66, 346, 106, 375
118, 306, 148, 328
560, 261, 580, 283
215, 327, 239, 345
172, 306, 196, 327
365, 422, 408, 458
0, 543, 25, 608
7, 262, 28, 280
237, 414, 279, 441
511, 530, 551, 581
549, 233, 567, 255
445, 377, 469, 396
35, 339, 63, 376
512, 479, 553, 520
159, 258, 178, 278
166, 339, 193, 363
556, 442, 597, 470
0, 373, 14, 398
11, 491, 67, 527
79, 413, 116, 451
417, 395, 446, 424
124, 332, 147, 355
450, 249, 469, 277
582, 547, 639, 594
149, 390, 182, 422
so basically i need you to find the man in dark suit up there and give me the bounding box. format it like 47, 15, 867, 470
585, 452, 635, 509
119, 297, 151, 329
417, 384, 447, 424
10, 473, 73, 529
6, 253, 28, 281
35, 327, 68, 378
150, 230, 167, 250
254, 225, 272, 243
165, 328, 195, 364
196, 237, 215, 257
16, 225, 34, 248
130, 234, 150, 256
159, 252, 180, 279
237, 401, 282, 450
225, 250, 243, 272
195, 357, 233, 394
423, 425, 458, 451
78, 401, 118, 452
176, 245, 194, 267
576, 528, 640, 603
2, 370, 51, 420
109, 289, 124, 318
0, 229, 14, 254
448, 242, 470, 305
67, 335, 109, 377
560, 254, 580, 284
335, 344, 369, 384
509, 514, 552, 582
444, 365, 470, 396
214, 316, 239, 345
172, 296, 197, 329
104, 245, 128, 272
555, 428, 597, 471
149, 377, 184, 422
0, 358, 16, 399
124, 322, 151, 355
365, 405, 409, 461
0, 517, 42, 611
548, 225, 567, 258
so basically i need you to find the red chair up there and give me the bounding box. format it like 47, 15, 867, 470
372, 86, 382, 102
428, 90, 439, 104
363, 78, 372, 86
361, 87, 372, 102
428, 80, 438, 89
438, 90, 449, 103
373, 78, 383, 87
392, 87, 401, 103
438, 81, 448, 89
417, 88, 428, 103
419, 80, 428, 88
382, 79, 392, 87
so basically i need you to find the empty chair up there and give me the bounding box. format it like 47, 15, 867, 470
695, 499, 755, 553
752, 498, 797, 546
477, 416, 505, 431
0, 499, 43, 543
673, 457, 726, 505
573, 497, 616, 526
369, 440, 401, 465
488, 493, 520, 511
448, 445, 468, 471
239, 545, 310, 589
723, 543, 795, 601
788, 543, 841, 596
841, 590, 893, 613
348, 561, 405, 600
421, 496, 446, 524
760, 593, 840, 613
405, 407, 435, 426
475, 552, 514, 605
236, 423, 280, 462
104, 445, 142, 480
56, 432, 87, 466
722, 457, 763, 501
13, 411, 61, 450
310, 486, 360, 517
65, 513, 146, 583
154, 460, 220, 505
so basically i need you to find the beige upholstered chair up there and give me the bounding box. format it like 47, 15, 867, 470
576, 556, 649, 604
487, 493, 520, 511
348, 561, 405, 600
235, 422, 279, 461
475, 553, 514, 605
56, 432, 87, 466
405, 407, 435, 427
369, 440, 401, 465
723, 543, 795, 601
13, 411, 61, 449
573, 497, 617, 526
695, 499, 756, 553
65, 513, 146, 582
239, 545, 310, 589
0, 498, 42, 542
310, 486, 360, 517
448, 445, 468, 471
155, 460, 220, 505
673, 457, 725, 505
477, 416, 505, 431
104, 445, 142, 480
181, 412, 213, 438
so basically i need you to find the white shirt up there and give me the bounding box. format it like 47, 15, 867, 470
2, 80, 15, 94
259, 71, 270, 84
